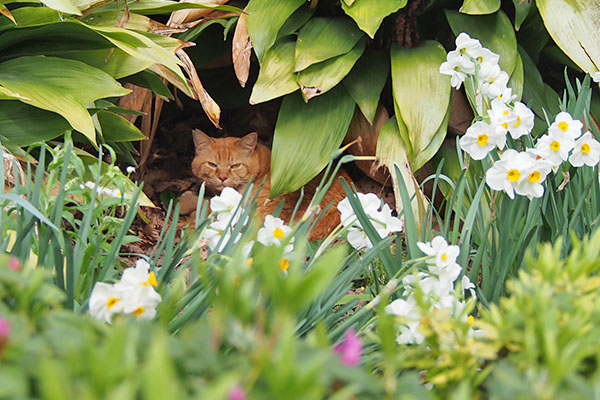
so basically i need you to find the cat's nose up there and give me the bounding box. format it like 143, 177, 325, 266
217, 171, 228, 181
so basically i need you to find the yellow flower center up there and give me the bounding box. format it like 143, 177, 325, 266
441, 253, 447, 261
503, 110, 509, 116
133, 306, 145, 317
507, 169, 520, 182
279, 258, 290, 271
581, 143, 591, 154
106, 297, 119, 309
514, 116, 522, 127
273, 227, 285, 239
550, 141, 560, 152
467, 315, 475, 325
528, 171, 541, 183
501, 122, 508, 130
558, 121, 569, 131
246, 257, 253, 267
477, 134, 488, 146
148, 271, 157, 287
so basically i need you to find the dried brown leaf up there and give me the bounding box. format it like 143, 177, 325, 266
177, 49, 221, 128
0, 4, 16, 24
232, 10, 252, 88
118, 84, 152, 124
167, 0, 229, 27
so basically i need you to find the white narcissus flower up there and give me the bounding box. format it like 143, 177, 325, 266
548, 111, 583, 140
440, 50, 475, 89
485, 149, 532, 199
593, 72, 600, 83
534, 132, 575, 167
337, 193, 381, 228
455, 32, 482, 58
569, 131, 600, 167
497, 87, 518, 104
470, 47, 500, 68
461, 275, 476, 298
514, 157, 552, 199
478, 63, 509, 99
460, 120, 505, 160
508, 102, 535, 139
89, 282, 126, 323
488, 98, 517, 140
385, 298, 424, 345
417, 236, 460, 268
126, 166, 135, 174
257, 215, 293, 254
210, 187, 243, 214
204, 215, 241, 252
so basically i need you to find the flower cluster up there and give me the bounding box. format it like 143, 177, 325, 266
80, 181, 123, 199
442, 32, 600, 200
203, 188, 294, 271
89, 259, 161, 323
385, 237, 475, 344
336, 193, 403, 250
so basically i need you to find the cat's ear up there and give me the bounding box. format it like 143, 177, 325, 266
192, 129, 213, 152
238, 132, 258, 154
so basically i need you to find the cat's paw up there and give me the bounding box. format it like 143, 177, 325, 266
179, 190, 199, 215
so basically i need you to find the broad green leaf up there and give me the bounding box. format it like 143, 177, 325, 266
412, 105, 451, 171
376, 116, 420, 219
520, 46, 560, 121
97, 111, 146, 142
124, 70, 173, 99
0, 55, 129, 104
0, 4, 15, 24
250, 37, 299, 105
82, 11, 156, 31
60, 49, 153, 79
537, 0, 600, 74
513, 0, 532, 30
445, 9, 517, 76
270, 86, 355, 197
0, 55, 130, 143
277, 3, 313, 38
297, 37, 365, 101
294, 17, 362, 71
39, 0, 81, 15
0, 100, 70, 145
459, 0, 500, 15
343, 49, 389, 124
390, 41, 451, 170
508, 52, 524, 102
341, 0, 407, 38
0, 6, 59, 28
246, 0, 304, 63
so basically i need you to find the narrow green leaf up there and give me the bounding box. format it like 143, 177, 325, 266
297, 37, 365, 101
101, 0, 241, 15
341, 0, 407, 38
459, 0, 500, 15
343, 49, 389, 124
270, 87, 355, 197
0, 100, 70, 145
97, 111, 146, 142
390, 41, 451, 170
445, 9, 517, 76
250, 37, 299, 105
294, 17, 362, 72
536, 0, 600, 75
277, 3, 313, 38
246, 0, 304, 62
124, 70, 173, 99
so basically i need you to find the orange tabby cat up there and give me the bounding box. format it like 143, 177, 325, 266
191, 129, 350, 240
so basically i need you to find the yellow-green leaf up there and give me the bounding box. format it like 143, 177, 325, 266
246, 0, 304, 63
270, 87, 355, 197
341, 0, 407, 38
39, 0, 81, 15
459, 0, 500, 15
343, 49, 389, 124
508, 52, 524, 102
297, 37, 365, 101
536, 0, 600, 74
390, 41, 451, 171
250, 38, 299, 105
294, 17, 362, 72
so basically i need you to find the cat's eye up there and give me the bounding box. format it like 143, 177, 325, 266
230, 163, 242, 169
206, 162, 218, 168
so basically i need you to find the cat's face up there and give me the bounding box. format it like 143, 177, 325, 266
191, 130, 261, 193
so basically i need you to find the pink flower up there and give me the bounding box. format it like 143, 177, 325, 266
9, 257, 20, 271
0, 317, 10, 356
228, 385, 245, 400
334, 329, 362, 366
